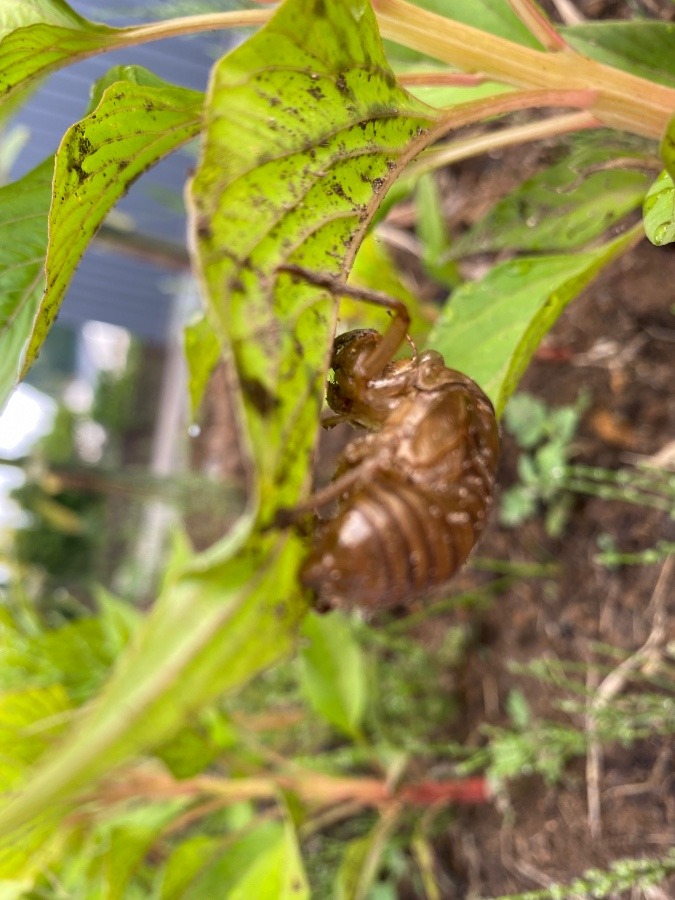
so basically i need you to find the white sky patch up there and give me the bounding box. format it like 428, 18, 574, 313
81, 320, 130, 375
0, 385, 56, 532
0, 384, 56, 459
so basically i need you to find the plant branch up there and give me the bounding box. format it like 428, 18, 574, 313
398, 71, 491, 88
505, 0, 569, 52
114, 9, 270, 47
408, 111, 599, 178
96, 765, 489, 811
372, 0, 675, 139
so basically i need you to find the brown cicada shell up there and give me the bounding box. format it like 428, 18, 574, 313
279, 266, 500, 613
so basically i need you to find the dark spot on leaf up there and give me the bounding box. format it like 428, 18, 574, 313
335, 73, 348, 95
78, 134, 93, 157
307, 85, 325, 101
196, 216, 212, 239
314, 0, 326, 16
69, 161, 87, 185
241, 376, 280, 417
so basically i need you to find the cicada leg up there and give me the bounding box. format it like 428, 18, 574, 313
277, 264, 411, 380
274, 453, 377, 529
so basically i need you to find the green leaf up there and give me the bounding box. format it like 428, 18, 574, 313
160, 835, 222, 900
499, 485, 536, 527
300, 611, 367, 739
402, 76, 511, 110
663, 114, 675, 182
503, 393, 548, 448
506, 689, 531, 729
0, 686, 71, 789
0, 0, 121, 107
188, 0, 437, 520
427, 224, 643, 416
183, 820, 308, 900
0, 157, 51, 411
22, 67, 203, 375
0, 517, 303, 835
0, 0, 438, 853
183, 314, 221, 420
450, 137, 651, 256
56, 801, 186, 900
336, 815, 400, 900
644, 118, 675, 246
643, 170, 675, 246
564, 21, 675, 88
415, 172, 459, 286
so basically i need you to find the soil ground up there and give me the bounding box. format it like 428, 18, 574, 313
442, 236, 675, 898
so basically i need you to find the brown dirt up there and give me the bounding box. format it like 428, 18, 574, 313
440, 237, 675, 897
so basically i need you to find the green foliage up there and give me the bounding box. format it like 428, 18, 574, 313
414, 173, 460, 286
565, 463, 675, 514
564, 20, 675, 86
0, 0, 673, 895
450, 133, 652, 256
493, 848, 675, 900
299, 611, 367, 741
25, 67, 203, 372
427, 230, 639, 415
594, 535, 675, 567
643, 169, 675, 245
0, 158, 51, 409
500, 391, 589, 536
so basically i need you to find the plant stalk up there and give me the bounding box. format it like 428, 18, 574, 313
372, 0, 675, 140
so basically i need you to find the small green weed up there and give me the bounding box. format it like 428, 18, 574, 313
500, 391, 590, 536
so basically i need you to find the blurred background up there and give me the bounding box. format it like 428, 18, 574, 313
0, 1, 250, 604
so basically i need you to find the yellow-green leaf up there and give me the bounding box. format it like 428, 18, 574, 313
22, 67, 203, 375
188, 0, 436, 520
428, 224, 644, 416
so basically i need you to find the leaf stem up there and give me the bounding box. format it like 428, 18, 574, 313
408, 111, 599, 177
505, 0, 569, 51
114, 9, 270, 47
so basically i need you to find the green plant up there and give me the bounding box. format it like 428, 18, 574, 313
500, 390, 590, 536
0, 0, 674, 893
493, 849, 675, 900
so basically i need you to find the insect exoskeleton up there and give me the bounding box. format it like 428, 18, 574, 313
300, 328, 500, 613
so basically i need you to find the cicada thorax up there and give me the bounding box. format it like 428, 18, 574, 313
300, 329, 500, 613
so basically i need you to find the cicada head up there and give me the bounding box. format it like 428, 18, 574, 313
327, 329, 415, 429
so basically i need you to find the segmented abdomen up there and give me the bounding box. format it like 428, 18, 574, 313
301, 383, 499, 612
